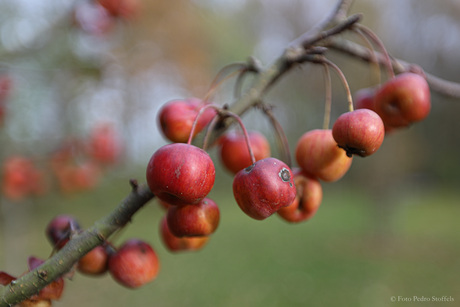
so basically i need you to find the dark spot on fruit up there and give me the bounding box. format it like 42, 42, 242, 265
279, 168, 291, 182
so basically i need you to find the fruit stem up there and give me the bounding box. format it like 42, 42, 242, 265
189, 105, 255, 165
259, 103, 292, 168
322, 58, 354, 112
354, 24, 395, 79
187, 104, 219, 145
322, 63, 332, 130
352, 27, 381, 85
203, 62, 248, 103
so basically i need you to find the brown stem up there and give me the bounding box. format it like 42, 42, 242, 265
321, 58, 354, 112
326, 37, 460, 98
322, 63, 333, 129
354, 24, 395, 79
259, 104, 292, 168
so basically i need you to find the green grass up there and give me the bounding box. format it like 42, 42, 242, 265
1, 178, 459, 307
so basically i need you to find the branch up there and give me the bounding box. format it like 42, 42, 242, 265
0, 184, 154, 307
3, 0, 459, 305
325, 37, 460, 99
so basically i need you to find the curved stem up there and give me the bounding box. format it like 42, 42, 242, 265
322, 63, 333, 129
322, 58, 354, 112
351, 27, 381, 85
187, 104, 219, 145
325, 36, 460, 98
259, 104, 292, 168
353, 24, 395, 79
203, 63, 248, 103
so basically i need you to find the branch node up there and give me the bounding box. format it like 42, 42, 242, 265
129, 179, 139, 191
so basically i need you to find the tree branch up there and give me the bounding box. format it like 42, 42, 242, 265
3, 0, 460, 305
325, 37, 460, 98
0, 184, 154, 307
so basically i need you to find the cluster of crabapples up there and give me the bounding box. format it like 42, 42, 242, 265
150, 70, 431, 232
0, 214, 161, 306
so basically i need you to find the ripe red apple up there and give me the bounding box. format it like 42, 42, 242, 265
233, 157, 296, 220
218, 130, 271, 174
160, 216, 209, 252
45, 215, 81, 249
146, 143, 215, 206
166, 198, 220, 237
295, 129, 352, 182
158, 98, 216, 143
374, 72, 431, 128
332, 109, 385, 157
108, 239, 160, 288
277, 168, 322, 223
77, 245, 109, 276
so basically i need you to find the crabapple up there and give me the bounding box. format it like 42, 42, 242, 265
77, 245, 109, 276
166, 198, 220, 237
332, 109, 385, 157
277, 168, 322, 223
160, 216, 209, 252
146, 143, 215, 206
354, 87, 376, 111
295, 129, 352, 182
219, 130, 271, 174
233, 157, 296, 220
108, 239, 160, 288
158, 98, 216, 143
374, 72, 431, 128
45, 215, 81, 249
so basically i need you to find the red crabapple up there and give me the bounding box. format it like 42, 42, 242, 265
219, 130, 271, 174
332, 109, 385, 157
146, 143, 215, 206
233, 157, 296, 220
166, 198, 220, 237
295, 129, 352, 182
108, 239, 160, 288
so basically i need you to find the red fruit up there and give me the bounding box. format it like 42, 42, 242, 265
295, 129, 352, 182
45, 215, 81, 249
77, 245, 109, 276
219, 130, 271, 174
146, 143, 215, 206
160, 216, 209, 252
87, 123, 122, 165
97, 0, 139, 19
166, 198, 220, 237
354, 87, 376, 111
374, 72, 431, 128
108, 239, 160, 288
332, 109, 385, 157
1, 156, 47, 200
158, 98, 216, 143
277, 169, 322, 223
233, 157, 296, 220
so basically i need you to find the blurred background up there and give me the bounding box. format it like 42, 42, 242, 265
0, 0, 459, 306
